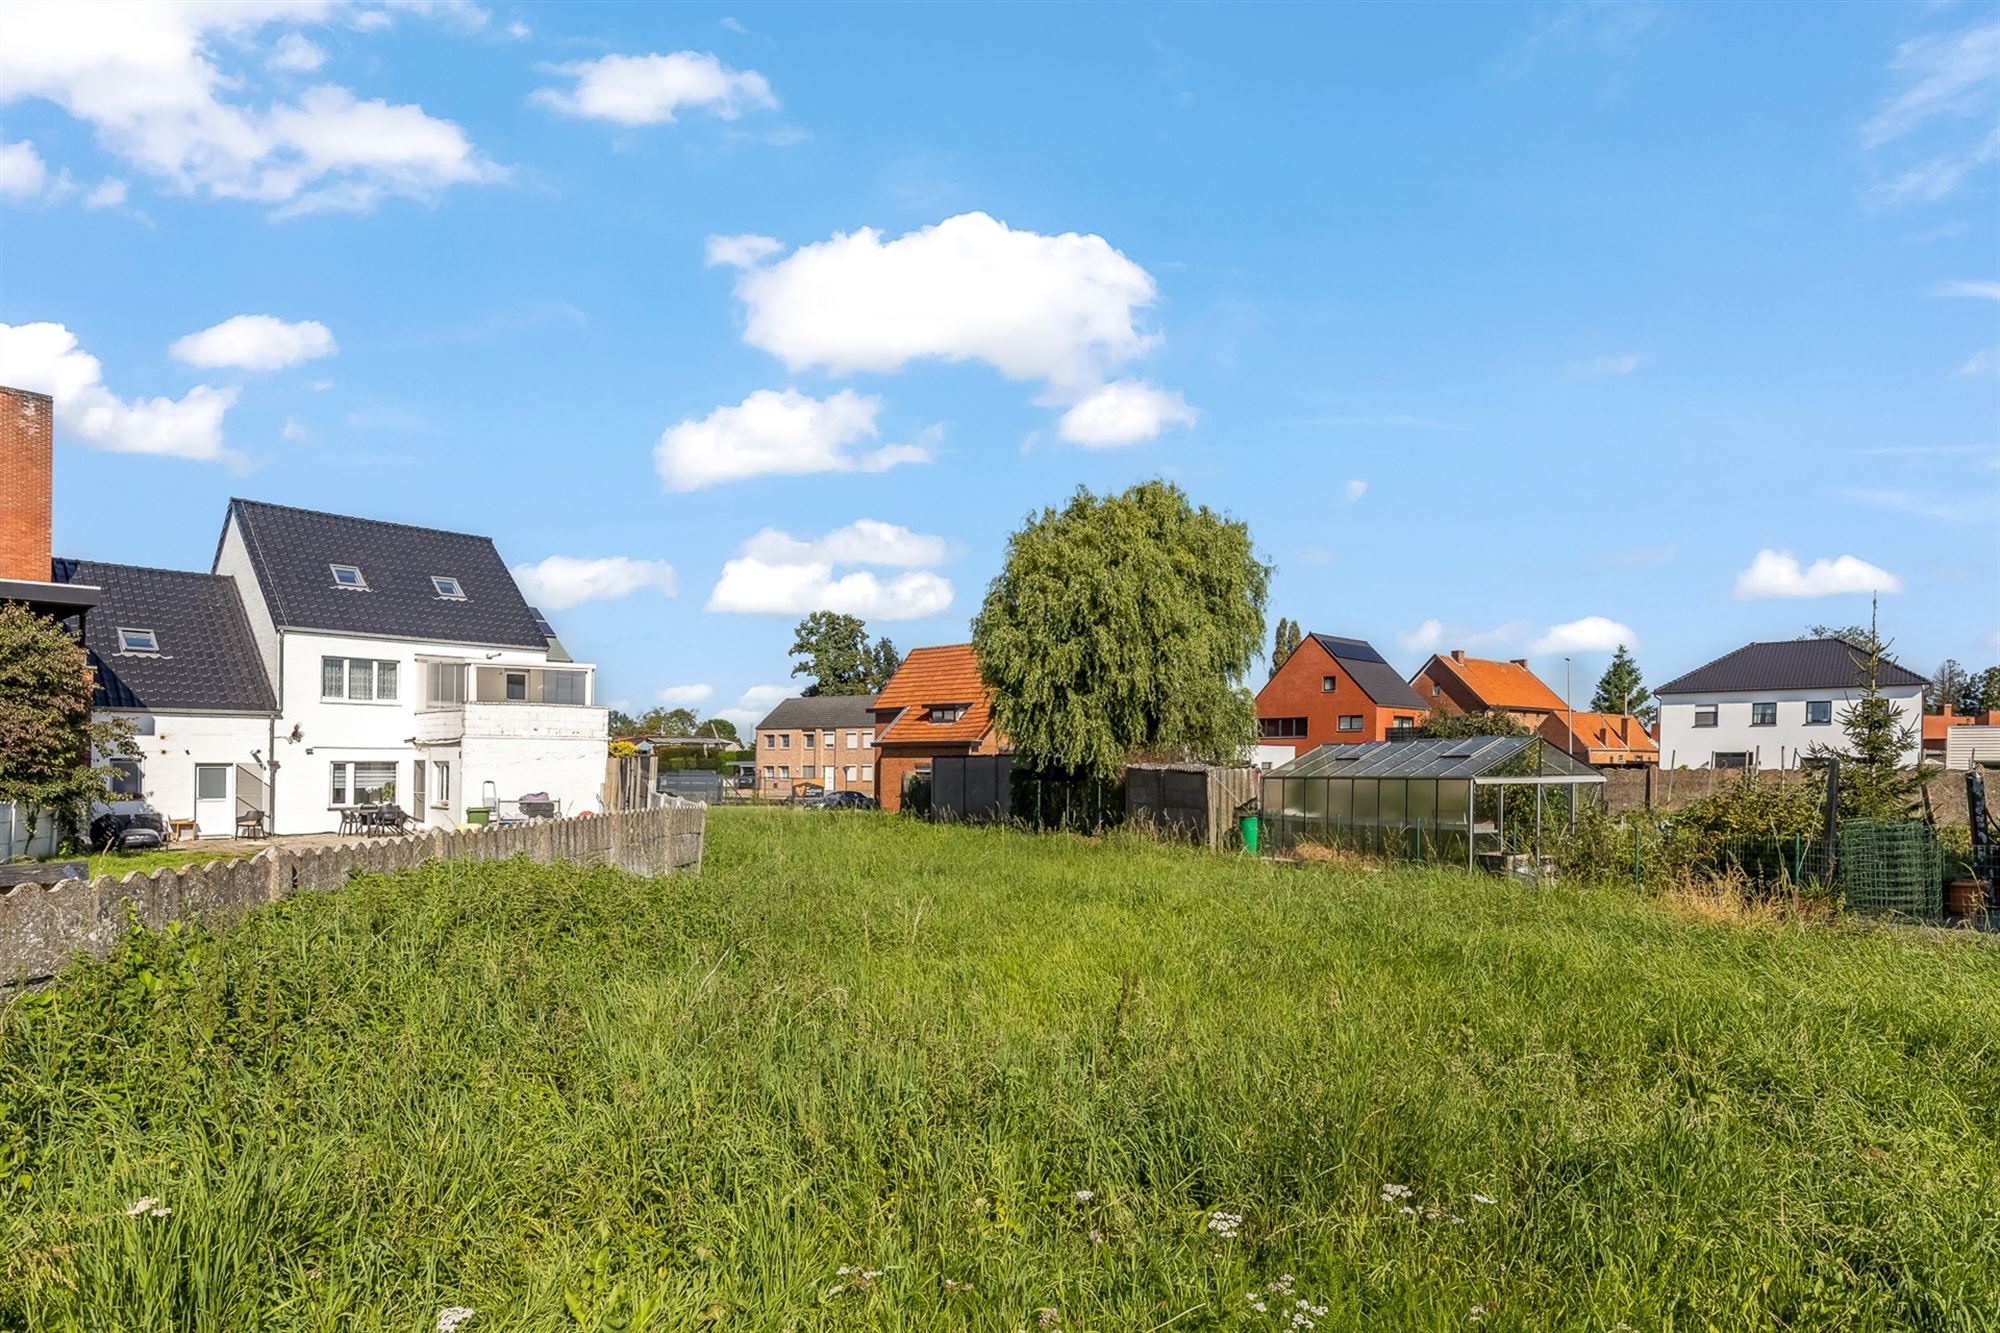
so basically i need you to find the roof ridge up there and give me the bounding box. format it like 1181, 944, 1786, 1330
230, 496, 505, 546
59, 556, 240, 581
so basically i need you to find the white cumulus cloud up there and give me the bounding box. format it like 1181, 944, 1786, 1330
0, 3, 503, 214
0, 139, 48, 198
170, 314, 336, 370
654, 387, 933, 491
1056, 379, 1197, 447
531, 51, 776, 125
725, 211, 1164, 395
715, 682, 792, 731
704, 232, 783, 268
510, 555, 677, 610
1733, 549, 1905, 599
1530, 616, 1637, 654
0, 320, 237, 461
1395, 619, 1529, 656
1343, 479, 1368, 502
656, 683, 715, 707
267, 32, 325, 73
706, 520, 953, 621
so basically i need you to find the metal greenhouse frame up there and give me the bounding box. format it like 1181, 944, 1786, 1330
1260, 736, 1605, 869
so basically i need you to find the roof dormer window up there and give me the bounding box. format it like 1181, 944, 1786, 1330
116, 627, 159, 654
926, 704, 968, 724
431, 575, 466, 599
330, 564, 367, 589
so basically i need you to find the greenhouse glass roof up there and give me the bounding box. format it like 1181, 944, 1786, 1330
1264, 736, 1604, 782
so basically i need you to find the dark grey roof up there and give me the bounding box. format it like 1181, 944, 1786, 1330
1266, 735, 1602, 782
222, 499, 545, 648
756, 694, 880, 731
1309, 633, 1431, 710
1656, 638, 1926, 696
51, 559, 276, 713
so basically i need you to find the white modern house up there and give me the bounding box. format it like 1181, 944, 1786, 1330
1654, 637, 1925, 771
42, 498, 609, 837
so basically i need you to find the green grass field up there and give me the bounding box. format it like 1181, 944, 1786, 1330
5, 809, 1998, 1331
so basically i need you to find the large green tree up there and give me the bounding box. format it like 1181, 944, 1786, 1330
0, 602, 132, 848
973, 480, 1269, 780
1808, 602, 1928, 819
790, 612, 900, 696
1590, 645, 1654, 723
1269, 617, 1302, 678
1966, 665, 2000, 714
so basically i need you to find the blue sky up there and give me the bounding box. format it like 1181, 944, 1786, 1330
3, 1, 1996, 728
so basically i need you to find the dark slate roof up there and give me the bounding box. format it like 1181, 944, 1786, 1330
756, 694, 880, 732
1656, 638, 1927, 695
51, 559, 277, 713
222, 499, 546, 648
1309, 633, 1431, 710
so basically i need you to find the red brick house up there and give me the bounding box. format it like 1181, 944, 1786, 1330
871, 644, 1006, 812
1256, 633, 1429, 750
1537, 709, 1659, 767
1409, 650, 1567, 727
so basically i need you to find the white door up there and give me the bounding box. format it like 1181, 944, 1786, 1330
824, 765, 835, 789
193, 764, 231, 837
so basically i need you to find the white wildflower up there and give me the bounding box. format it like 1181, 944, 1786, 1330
1205, 1209, 1243, 1238
437, 1309, 476, 1333
1468, 1303, 1488, 1323
1074, 1189, 1094, 1202
1380, 1183, 1413, 1201
1471, 1192, 1497, 1206
125, 1196, 171, 1218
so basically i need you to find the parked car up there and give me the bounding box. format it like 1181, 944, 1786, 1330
89, 798, 168, 852
805, 790, 878, 811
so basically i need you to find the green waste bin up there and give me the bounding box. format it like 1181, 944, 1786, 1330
1239, 813, 1259, 855
466, 807, 491, 826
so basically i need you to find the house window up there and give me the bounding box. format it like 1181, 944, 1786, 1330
543, 669, 586, 705
1805, 700, 1832, 725
1713, 751, 1751, 770
427, 661, 465, 706
846, 731, 858, 747
1390, 716, 1416, 734
763, 765, 774, 778
764, 733, 777, 747
430, 575, 465, 599
805, 732, 816, 748
1693, 706, 1718, 728
844, 765, 857, 782
1337, 715, 1364, 732
1260, 717, 1307, 739
1750, 702, 1777, 727
116, 627, 158, 653
330, 564, 367, 589
862, 764, 874, 781
779, 765, 791, 780
824, 732, 836, 749
107, 758, 144, 795
779, 733, 791, 749
322, 657, 398, 701
1322, 676, 1337, 693
860, 732, 873, 748
504, 672, 527, 701
433, 762, 451, 805
927, 704, 967, 723
330, 760, 398, 806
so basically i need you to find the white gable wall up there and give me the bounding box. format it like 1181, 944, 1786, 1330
94, 711, 273, 833
1657, 685, 1923, 770
211, 511, 281, 695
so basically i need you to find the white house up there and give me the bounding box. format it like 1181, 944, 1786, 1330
1654, 637, 1925, 771
210, 499, 608, 834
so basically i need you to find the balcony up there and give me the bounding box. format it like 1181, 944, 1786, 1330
416, 660, 606, 744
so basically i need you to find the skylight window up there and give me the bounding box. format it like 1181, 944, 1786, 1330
330, 564, 367, 589
116, 627, 158, 653
431, 575, 466, 599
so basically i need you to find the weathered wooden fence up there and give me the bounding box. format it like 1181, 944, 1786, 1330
1124, 763, 1261, 851
0, 805, 705, 984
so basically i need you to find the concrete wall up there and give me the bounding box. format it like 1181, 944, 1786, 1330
0, 804, 705, 984
0, 802, 58, 861
1656, 685, 1923, 771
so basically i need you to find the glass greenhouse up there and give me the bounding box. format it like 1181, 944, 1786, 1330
1260, 735, 1605, 868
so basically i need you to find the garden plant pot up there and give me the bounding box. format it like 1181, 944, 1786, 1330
1945, 878, 1986, 917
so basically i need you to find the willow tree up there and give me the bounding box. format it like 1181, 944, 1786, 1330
972, 481, 1269, 781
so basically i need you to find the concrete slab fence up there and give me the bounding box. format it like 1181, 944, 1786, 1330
1, 805, 705, 985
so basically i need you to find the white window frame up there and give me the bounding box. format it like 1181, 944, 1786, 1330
846, 731, 859, 747
322, 656, 400, 703
116, 626, 159, 653
861, 763, 874, 781
431, 575, 466, 599
329, 760, 399, 807
330, 563, 367, 589
433, 761, 451, 806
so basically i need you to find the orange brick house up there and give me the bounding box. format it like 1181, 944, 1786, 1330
1537, 710, 1659, 767
1255, 633, 1429, 751
1409, 650, 1567, 727
1924, 706, 2000, 760
871, 643, 1006, 812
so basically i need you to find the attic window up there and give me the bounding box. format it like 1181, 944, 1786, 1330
330, 564, 367, 589
431, 575, 466, 599
926, 704, 968, 724
116, 627, 159, 653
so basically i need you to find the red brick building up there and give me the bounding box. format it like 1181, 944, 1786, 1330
1256, 633, 1429, 750
1537, 709, 1659, 767
1409, 650, 1567, 727
871, 644, 1006, 812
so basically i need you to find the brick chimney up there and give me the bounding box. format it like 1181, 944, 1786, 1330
1509, 658, 1529, 669
1, 385, 55, 582
1450, 649, 1466, 663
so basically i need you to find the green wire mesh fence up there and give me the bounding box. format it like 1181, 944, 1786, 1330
1837, 819, 1943, 920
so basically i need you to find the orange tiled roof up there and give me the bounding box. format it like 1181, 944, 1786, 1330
874, 643, 995, 744
1546, 710, 1659, 755
1431, 655, 1567, 712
